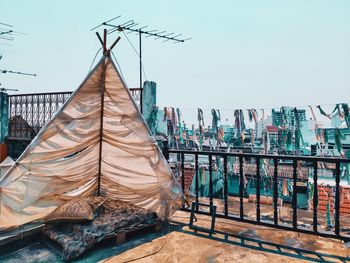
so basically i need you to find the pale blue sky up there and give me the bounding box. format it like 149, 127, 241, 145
1, 0, 349, 124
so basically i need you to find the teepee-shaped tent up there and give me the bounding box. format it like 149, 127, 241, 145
0, 39, 182, 231
0, 156, 14, 178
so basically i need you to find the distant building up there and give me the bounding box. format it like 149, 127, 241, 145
256, 115, 272, 139
272, 107, 306, 128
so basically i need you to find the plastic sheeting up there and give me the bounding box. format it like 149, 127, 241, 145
0, 57, 182, 231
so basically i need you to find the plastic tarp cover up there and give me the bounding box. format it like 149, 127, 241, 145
0, 57, 182, 231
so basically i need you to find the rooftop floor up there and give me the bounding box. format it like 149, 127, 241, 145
0, 211, 349, 263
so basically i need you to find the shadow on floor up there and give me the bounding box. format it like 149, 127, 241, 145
171, 219, 350, 263
1, 221, 349, 263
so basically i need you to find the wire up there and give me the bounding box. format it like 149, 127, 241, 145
88, 47, 103, 73
111, 51, 126, 83
121, 30, 148, 81
121, 222, 171, 263
158, 102, 350, 112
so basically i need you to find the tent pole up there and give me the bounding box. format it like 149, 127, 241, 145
97, 56, 107, 196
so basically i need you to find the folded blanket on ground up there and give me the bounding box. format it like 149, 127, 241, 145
42, 198, 159, 261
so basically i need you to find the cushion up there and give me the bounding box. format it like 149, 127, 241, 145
44, 196, 106, 224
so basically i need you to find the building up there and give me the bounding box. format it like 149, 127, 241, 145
272, 107, 306, 128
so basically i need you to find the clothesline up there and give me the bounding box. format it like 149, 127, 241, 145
158, 102, 349, 112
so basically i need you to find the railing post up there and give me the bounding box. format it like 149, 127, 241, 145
181, 153, 185, 209
239, 155, 244, 220
195, 153, 199, 211
292, 159, 298, 230
209, 154, 213, 207
224, 156, 228, 216
273, 157, 278, 225
313, 160, 318, 232
256, 157, 261, 222
335, 161, 340, 236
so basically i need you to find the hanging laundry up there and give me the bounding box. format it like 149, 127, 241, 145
317, 105, 331, 119
334, 128, 343, 155
341, 103, 350, 128
239, 110, 246, 130
211, 109, 219, 135
198, 108, 204, 151
248, 109, 254, 122
308, 105, 317, 121
252, 109, 258, 125
261, 109, 265, 121
176, 108, 184, 144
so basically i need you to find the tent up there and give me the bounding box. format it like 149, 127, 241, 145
0, 156, 14, 178
0, 55, 182, 231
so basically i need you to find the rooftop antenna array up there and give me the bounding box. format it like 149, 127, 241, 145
0, 22, 26, 48
91, 16, 191, 113
0, 22, 35, 93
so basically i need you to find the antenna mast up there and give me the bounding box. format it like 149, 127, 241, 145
91, 16, 191, 113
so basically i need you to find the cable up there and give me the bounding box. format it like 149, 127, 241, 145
111, 51, 126, 83
88, 47, 103, 73
157, 102, 350, 112
121, 30, 148, 81
121, 222, 171, 263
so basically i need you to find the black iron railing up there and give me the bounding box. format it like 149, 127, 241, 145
168, 149, 350, 242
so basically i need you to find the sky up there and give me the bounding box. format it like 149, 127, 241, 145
1, 0, 350, 125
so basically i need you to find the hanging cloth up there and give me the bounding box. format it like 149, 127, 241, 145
334, 128, 343, 155
239, 110, 246, 130
248, 109, 254, 122
198, 108, 204, 150
341, 103, 350, 128
261, 109, 265, 121
294, 108, 301, 130
317, 105, 340, 120
234, 110, 241, 139
176, 108, 184, 144
252, 109, 258, 125
211, 109, 219, 136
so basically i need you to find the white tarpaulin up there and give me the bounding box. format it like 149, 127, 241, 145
0, 156, 14, 178
0, 56, 182, 231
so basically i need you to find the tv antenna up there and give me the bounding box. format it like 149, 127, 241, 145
91, 16, 191, 113
0, 67, 37, 93
1, 69, 37, 76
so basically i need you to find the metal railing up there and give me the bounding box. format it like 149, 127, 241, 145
168, 149, 350, 242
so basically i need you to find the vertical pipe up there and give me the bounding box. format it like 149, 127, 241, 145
224, 156, 228, 216
209, 154, 213, 206
239, 156, 244, 219
97, 58, 106, 196
195, 153, 199, 211
256, 157, 261, 222
335, 161, 340, 236
273, 157, 278, 225
181, 153, 185, 208
313, 161, 318, 232
139, 30, 143, 114
292, 159, 298, 229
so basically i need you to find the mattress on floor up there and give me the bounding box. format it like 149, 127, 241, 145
42, 199, 159, 261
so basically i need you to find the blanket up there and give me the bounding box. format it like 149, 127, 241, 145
42, 199, 159, 261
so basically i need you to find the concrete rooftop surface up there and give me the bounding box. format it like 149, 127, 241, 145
102, 210, 349, 263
